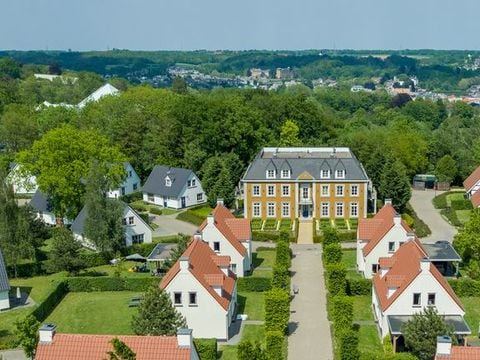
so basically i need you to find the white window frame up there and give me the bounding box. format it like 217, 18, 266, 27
336, 185, 344, 197
281, 169, 291, 179
252, 185, 260, 197
267, 202, 276, 217
320, 169, 330, 179
128, 216, 134, 225
165, 177, 172, 187
350, 202, 358, 218
428, 293, 436, 306
321, 185, 329, 197
197, 193, 203, 202
253, 202, 261, 217
282, 202, 290, 218
132, 234, 144, 244
282, 184, 290, 197
413, 293, 421, 307
266, 169, 276, 179
302, 187, 309, 199
321, 202, 329, 218
335, 202, 344, 218
267, 185, 275, 197
336, 169, 345, 179
388, 241, 395, 253
350, 184, 359, 197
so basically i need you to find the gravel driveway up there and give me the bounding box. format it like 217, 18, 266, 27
150, 213, 198, 237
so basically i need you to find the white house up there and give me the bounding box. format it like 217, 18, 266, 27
107, 162, 141, 199
29, 190, 67, 226
35, 325, 199, 360
0, 249, 10, 311
7, 163, 38, 195
372, 239, 470, 350
356, 200, 413, 279
434, 335, 480, 359
143, 166, 206, 209
160, 238, 237, 340
198, 201, 252, 276
464, 165, 480, 198
71, 203, 153, 249
77, 83, 119, 109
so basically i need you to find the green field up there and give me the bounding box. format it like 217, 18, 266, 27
253, 250, 275, 269
46, 292, 139, 334
462, 297, 480, 337
353, 296, 374, 321
358, 325, 382, 354
342, 250, 356, 269
237, 292, 265, 321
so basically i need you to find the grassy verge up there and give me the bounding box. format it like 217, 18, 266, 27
353, 296, 373, 321
176, 205, 213, 226
461, 297, 480, 338
405, 203, 431, 238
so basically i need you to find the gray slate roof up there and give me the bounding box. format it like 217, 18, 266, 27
142, 165, 194, 197
0, 249, 10, 292
30, 190, 53, 213
423, 243, 462, 261
242, 147, 369, 181
147, 243, 176, 261
387, 315, 470, 335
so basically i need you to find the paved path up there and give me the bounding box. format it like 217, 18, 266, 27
288, 244, 333, 360
297, 220, 313, 244
0, 349, 28, 360
409, 189, 458, 243
150, 213, 198, 237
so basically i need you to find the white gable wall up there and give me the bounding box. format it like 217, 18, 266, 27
124, 207, 152, 246
108, 164, 141, 199
164, 270, 231, 340
467, 181, 480, 197
178, 174, 207, 208
202, 223, 247, 277
36, 211, 57, 226
0, 290, 10, 310
362, 225, 409, 279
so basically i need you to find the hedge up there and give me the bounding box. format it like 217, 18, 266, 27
338, 329, 359, 360
272, 264, 290, 290
265, 330, 284, 360
265, 288, 290, 334
7, 261, 44, 278
448, 279, 480, 296
193, 338, 217, 360
237, 277, 272, 292
252, 231, 280, 242
323, 226, 340, 246
31, 281, 68, 322
80, 251, 112, 268
149, 207, 163, 215
338, 231, 357, 242
331, 296, 353, 333
361, 352, 418, 360
432, 192, 448, 209
441, 208, 463, 227
120, 191, 143, 203
176, 210, 205, 226
66, 277, 159, 292
326, 264, 347, 295
451, 199, 472, 211
347, 278, 371, 296
130, 202, 148, 212
275, 240, 291, 268
323, 243, 343, 265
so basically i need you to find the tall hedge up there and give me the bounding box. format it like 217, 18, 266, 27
31, 281, 68, 322
323, 243, 342, 265
265, 330, 284, 360
238, 277, 272, 292
331, 296, 353, 333
326, 264, 347, 295
66, 277, 159, 292
338, 329, 359, 360
193, 338, 217, 360
265, 288, 290, 334
275, 240, 291, 268
323, 226, 340, 246
448, 279, 480, 296
347, 278, 371, 296
271, 264, 290, 290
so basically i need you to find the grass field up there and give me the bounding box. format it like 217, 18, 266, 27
462, 297, 480, 337
189, 206, 213, 218
353, 296, 373, 321
447, 192, 465, 206
253, 250, 275, 269
46, 292, 139, 334
456, 210, 471, 225
237, 292, 265, 321
358, 325, 382, 354
342, 250, 356, 269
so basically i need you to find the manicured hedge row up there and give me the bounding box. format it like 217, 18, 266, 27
451, 199, 472, 210
31, 281, 68, 322
331, 296, 353, 333
323, 243, 342, 265
66, 277, 159, 292
7, 261, 44, 278
193, 338, 217, 360
252, 231, 297, 243
176, 210, 205, 226
326, 264, 347, 295
237, 277, 272, 292
272, 264, 290, 290
80, 251, 112, 268
347, 278, 372, 296
265, 330, 284, 360
448, 279, 480, 296
338, 329, 359, 360
264, 287, 290, 334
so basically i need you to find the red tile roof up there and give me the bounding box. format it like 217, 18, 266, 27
160, 238, 236, 311
463, 166, 480, 192
373, 239, 463, 312
359, 204, 412, 256
471, 191, 480, 208
379, 257, 396, 268
436, 346, 480, 360
198, 204, 249, 256
211, 255, 231, 267
35, 334, 191, 360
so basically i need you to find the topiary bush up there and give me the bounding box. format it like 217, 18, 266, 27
331, 296, 353, 333
323, 243, 342, 265
265, 287, 290, 334
326, 264, 347, 295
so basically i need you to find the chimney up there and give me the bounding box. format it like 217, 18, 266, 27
393, 214, 401, 225
406, 232, 415, 241
193, 231, 202, 241
39, 324, 56, 344
420, 257, 430, 272
436, 336, 452, 356
207, 214, 214, 225
179, 256, 190, 272
177, 328, 193, 349
217, 198, 224, 206
384, 198, 392, 206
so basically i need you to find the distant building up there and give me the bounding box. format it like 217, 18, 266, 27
0, 249, 10, 311
29, 190, 69, 226
107, 162, 141, 199
249, 68, 270, 79
34, 73, 78, 84
77, 84, 119, 109
463, 166, 480, 207
35, 325, 199, 360
143, 166, 206, 209
275, 67, 294, 80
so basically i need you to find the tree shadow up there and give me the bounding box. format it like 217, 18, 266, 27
236, 294, 246, 314
288, 321, 299, 335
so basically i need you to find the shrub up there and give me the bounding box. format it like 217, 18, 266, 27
331, 296, 353, 333
265, 288, 290, 334
402, 213, 414, 228
265, 330, 284, 360
323, 226, 340, 246
7, 262, 44, 278
338, 231, 357, 242
432, 193, 448, 209
66, 277, 159, 292
272, 265, 290, 290
123, 242, 158, 257
338, 329, 359, 360
130, 202, 148, 212
323, 243, 342, 265
238, 340, 265, 360
251, 219, 263, 231
149, 207, 163, 215
238, 277, 272, 292
275, 240, 291, 268
326, 264, 347, 295
176, 210, 204, 226
31, 281, 68, 322
193, 338, 217, 360
347, 278, 371, 296
451, 199, 472, 211
448, 279, 480, 296
383, 335, 394, 354
80, 251, 112, 267
252, 231, 280, 242
264, 219, 278, 231
120, 191, 143, 203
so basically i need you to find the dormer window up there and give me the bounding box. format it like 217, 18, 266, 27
281, 169, 291, 179
321, 169, 330, 179
266, 169, 276, 179
336, 169, 345, 179
165, 176, 172, 187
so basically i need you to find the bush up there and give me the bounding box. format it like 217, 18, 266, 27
264, 219, 278, 231
347, 278, 372, 296
338, 329, 359, 360
331, 296, 353, 333
338, 231, 357, 242
66, 277, 159, 292
272, 265, 290, 290
451, 199, 472, 211
401, 213, 414, 228
149, 207, 163, 215
130, 202, 148, 212
265, 288, 290, 334
265, 330, 284, 360
238, 340, 265, 360
252, 231, 279, 242
323, 243, 342, 265
238, 277, 272, 292
275, 240, 291, 268
326, 264, 347, 295
383, 335, 394, 354
448, 279, 480, 296
194, 338, 217, 360
251, 219, 263, 231
120, 191, 143, 203
176, 210, 204, 226
123, 242, 158, 257
323, 226, 340, 246
80, 251, 112, 267
7, 262, 44, 278
432, 192, 448, 209
31, 281, 68, 322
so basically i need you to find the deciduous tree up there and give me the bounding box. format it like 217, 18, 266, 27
15, 315, 40, 358
44, 228, 85, 275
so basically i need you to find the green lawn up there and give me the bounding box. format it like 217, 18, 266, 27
358, 325, 382, 354
353, 296, 373, 321
253, 250, 275, 269
250, 269, 273, 278
83, 261, 151, 278
243, 325, 264, 342
342, 250, 356, 269
447, 192, 465, 206
0, 307, 31, 348
461, 297, 480, 337
218, 345, 237, 360
189, 206, 213, 218
237, 292, 265, 321
46, 292, 139, 334
456, 210, 471, 225
159, 208, 178, 215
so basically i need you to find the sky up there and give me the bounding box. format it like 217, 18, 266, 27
1, 0, 479, 51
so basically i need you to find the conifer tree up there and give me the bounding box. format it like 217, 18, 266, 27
379, 157, 411, 212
